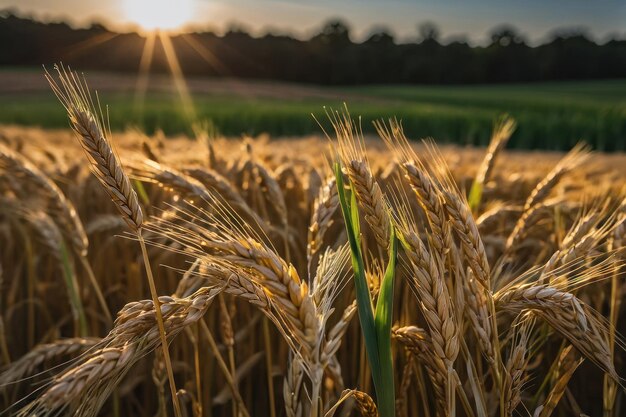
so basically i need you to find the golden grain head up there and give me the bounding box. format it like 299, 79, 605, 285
1, 81, 623, 417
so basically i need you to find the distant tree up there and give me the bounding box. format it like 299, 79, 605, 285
489, 25, 526, 46
1, 12, 625, 85
418, 21, 440, 43
365, 28, 394, 44
315, 19, 351, 44
548, 27, 591, 41
485, 25, 532, 82
224, 22, 252, 37
88, 22, 108, 32
0, 7, 19, 17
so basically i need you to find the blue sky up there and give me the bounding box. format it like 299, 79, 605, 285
1, 0, 624, 44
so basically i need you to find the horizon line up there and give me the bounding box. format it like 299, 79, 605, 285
2, 7, 625, 47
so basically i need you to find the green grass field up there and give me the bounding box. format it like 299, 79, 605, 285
1, 78, 624, 150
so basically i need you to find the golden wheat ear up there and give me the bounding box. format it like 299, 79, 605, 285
0, 143, 89, 255
331, 109, 392, 253
45, 65, 143, 231
44, 64, 187, 417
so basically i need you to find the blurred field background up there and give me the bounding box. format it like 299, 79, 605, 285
1, 8, 625, 151
1, 68, 625, 150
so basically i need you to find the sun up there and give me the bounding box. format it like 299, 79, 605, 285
123, 0, 195, 32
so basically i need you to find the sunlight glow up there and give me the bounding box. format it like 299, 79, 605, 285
158, 31, 196, 121
134, 31, 156, 116
123, 0, 195, 31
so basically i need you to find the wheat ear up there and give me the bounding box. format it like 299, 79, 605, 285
398, 161, 497, 366
443, 190, 491, 289
22, 287, 220, 417
0, 144, 88, 255
392, 326, 445, 405
46, 67, 143, 231
0, 145, 110, 321
347, 390, 379, 417
332, 110, 391, 252
495, 284, 615, 378
506, 144, 589, 252
184, 166, 283, 236
395, 220, 459, 406
0, 337, 99, 388
45, 65, 181, 417
284, 356, 305, 417
474, 116, 516, 192
502, 319, 532, 415
402, 162, 453, 259
307, 176, 339, 274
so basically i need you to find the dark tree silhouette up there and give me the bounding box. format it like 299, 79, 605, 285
418, 21, 440, 43
1, 12, 625, 85
490, 25, 526, 47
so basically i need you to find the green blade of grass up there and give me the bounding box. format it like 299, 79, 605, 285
133, 179, 150, 206
350, 187, 361, 240
334, 162, 381, 389
374, 225, 397, 417
468, 181, 483, 213
59, 239, 88, 336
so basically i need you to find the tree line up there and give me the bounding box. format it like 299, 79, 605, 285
1, 11, 625, 84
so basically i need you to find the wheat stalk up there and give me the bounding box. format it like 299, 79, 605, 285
45, 65, 183, 416
535, 346, 583, 417
0, 145, 110, 322
22, 287, 221, 417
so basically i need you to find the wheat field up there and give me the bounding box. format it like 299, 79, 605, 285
0, 68, 624, 417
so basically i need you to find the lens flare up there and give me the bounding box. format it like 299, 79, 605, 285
123, 0, 194, 31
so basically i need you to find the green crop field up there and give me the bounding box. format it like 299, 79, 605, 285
0, 76, 624, 150
345, 80, 626, 150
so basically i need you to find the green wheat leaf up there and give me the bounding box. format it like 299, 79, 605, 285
334, 162, 381, 389
468, 180, 483, 213
374, 225, 397, 417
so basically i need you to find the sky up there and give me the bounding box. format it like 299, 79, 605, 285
1, 0, 624, 44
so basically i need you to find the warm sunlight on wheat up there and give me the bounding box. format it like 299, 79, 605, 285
1, 1, 625, 415
0, 68, 624, 417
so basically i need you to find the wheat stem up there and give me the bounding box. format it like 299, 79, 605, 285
200, 320, 251, 417
263, 317, 277, 417
138, 231, 182, 417
78, 255, 112, 326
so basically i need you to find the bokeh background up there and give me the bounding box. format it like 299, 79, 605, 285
0, 0, 624, 150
